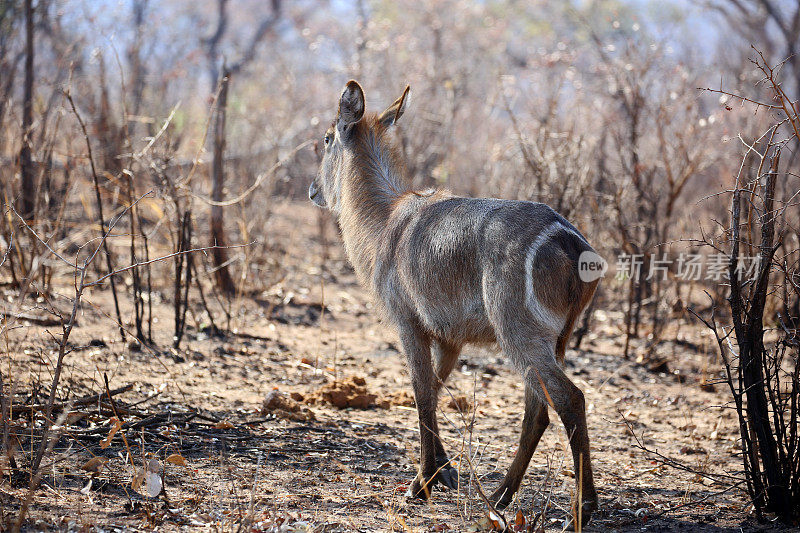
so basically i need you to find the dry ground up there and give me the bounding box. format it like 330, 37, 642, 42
1, 201, 792, 532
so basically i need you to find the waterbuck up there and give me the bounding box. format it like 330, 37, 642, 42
309, 81, 600, 526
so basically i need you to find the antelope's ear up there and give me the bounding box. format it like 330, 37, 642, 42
337, 80, 365, 133
378, 85, 410, 127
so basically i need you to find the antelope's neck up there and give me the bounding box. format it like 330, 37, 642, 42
338, 132, 410, 288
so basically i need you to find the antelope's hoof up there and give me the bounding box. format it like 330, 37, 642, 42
405, 475, 431, 500
404, 460, 459, 499
433, 455, 459, 490
437, 463, 459, 489
571, 497, 598, 530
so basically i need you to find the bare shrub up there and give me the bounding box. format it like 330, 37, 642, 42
694, 51, 800, 524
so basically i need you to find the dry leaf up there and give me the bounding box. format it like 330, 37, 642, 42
213, 420, 234, 429
66, 411, 87, 425
132, 459, 163, 498
166, 453, 187, 466
131, 468, 145, 491
132, 470, 162, 497
143, 472, 163, 497
100, 417, 122, 449
488, 511, 503, 530
81, 456, 108, 473
147, 458, 162, 474
514, 509, 525, 528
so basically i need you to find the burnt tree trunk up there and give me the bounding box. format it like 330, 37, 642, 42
19, 0, 34, 219
729, 153, 791, 517
210, 66, 236, 294
174, 210, 193, 348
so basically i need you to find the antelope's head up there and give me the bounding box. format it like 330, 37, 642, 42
309, 80, 410, 213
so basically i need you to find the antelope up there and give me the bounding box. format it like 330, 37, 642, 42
308, 81, 600, 527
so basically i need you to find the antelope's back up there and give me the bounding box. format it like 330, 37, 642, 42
373, 195, 594, 342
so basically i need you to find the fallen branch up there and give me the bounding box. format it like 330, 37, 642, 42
0, 311, 66, 327
9, 384, 133, 416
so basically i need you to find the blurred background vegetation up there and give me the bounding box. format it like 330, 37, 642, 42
1, 0, 798, 355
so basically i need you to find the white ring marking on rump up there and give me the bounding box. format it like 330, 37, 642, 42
524, 221, 568, 334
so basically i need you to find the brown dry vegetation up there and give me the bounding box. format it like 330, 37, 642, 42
1, 0, 800, 531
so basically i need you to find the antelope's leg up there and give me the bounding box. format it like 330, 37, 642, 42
398, 326, 441, 499
430, 340, 461, 489
526, 361, 597, 528
489, 386, 549, 509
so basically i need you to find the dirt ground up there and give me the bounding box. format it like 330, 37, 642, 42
1, 201, 793, 532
